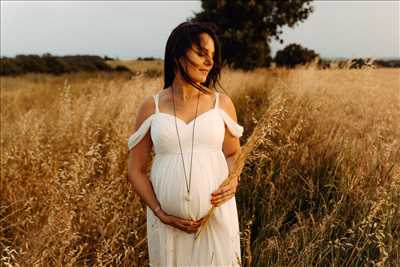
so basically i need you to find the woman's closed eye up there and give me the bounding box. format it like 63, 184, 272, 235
197, 51, 207, 57
197, 50, 213, 59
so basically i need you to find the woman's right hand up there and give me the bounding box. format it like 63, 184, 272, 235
157, 210, 204, 234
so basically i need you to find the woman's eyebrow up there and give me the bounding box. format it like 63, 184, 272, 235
193, 46, 214, 55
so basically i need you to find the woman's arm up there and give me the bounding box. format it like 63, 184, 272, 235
220, 93, 242, 182
127, 96, 164, 218
211, 93, 242, 207
224, 151, 241, 181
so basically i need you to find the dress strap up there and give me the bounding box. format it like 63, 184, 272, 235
214, 92, 219, 109
128, 115, 153, 151
152, 92, 160, 113
218, 109, 244, 138
214, 92, 244, 138
128, 93, 159, 151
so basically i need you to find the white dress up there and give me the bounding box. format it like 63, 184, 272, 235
128, 91, 244, 266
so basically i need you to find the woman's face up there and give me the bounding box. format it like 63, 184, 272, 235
178, 32, 215, 84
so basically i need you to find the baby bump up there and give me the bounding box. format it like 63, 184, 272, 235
150, 153, 228, 220
156, 172, 216, 220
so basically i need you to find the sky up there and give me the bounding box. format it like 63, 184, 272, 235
1, 0, 399, 60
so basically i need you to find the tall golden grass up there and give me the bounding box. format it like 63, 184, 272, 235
1, 66, 399, 266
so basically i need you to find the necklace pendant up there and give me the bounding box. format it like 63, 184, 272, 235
185, 193, 191, 202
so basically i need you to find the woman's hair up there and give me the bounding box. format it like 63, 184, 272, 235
163, 21, 224, 94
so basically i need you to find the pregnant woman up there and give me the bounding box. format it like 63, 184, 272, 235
127, 21, 244, 266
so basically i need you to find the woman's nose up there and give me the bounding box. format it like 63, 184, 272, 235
204, 55, 213, 66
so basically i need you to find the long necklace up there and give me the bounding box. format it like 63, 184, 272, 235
171, 85, 200, 202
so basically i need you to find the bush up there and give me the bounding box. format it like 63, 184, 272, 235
103, 55, 114, 61
15, 54, 48, 74
42, 53, 68, 75
0, 54, 117, 76
137, 57, 157, 61
374, 59, 400, 68
274, 43, 319, 68
0, 57, 23, 76
114, 65, 132, 73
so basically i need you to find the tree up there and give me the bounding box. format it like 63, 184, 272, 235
190, 0, 314, 70
274, 43, 319, 68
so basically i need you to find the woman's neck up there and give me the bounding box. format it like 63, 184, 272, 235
171, 75, 202, 102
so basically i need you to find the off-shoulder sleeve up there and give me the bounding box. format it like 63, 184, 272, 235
217, 108, 244, 138
128, 115, 153, 151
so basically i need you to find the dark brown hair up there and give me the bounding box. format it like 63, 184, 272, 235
163, 21, 224, 94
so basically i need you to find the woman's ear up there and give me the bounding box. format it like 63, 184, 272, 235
176, 56, 185, 67
176, 56, 189, 75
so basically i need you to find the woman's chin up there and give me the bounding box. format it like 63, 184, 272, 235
190, 75, 207, 84
199, 76, 208, 83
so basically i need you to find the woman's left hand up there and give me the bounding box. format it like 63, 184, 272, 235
210, 176, 239, 207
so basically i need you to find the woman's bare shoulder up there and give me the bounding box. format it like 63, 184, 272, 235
133, 94, 156, 129
217, 92, 239, 121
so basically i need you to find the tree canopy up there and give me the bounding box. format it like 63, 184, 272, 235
190, 0, 314, 70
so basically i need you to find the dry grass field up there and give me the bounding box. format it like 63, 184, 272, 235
1, 61, 399, 266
